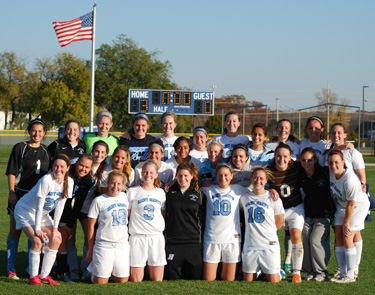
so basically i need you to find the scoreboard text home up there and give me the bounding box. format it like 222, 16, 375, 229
128, 89, 214, 116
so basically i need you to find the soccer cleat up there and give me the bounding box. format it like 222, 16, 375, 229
292, 273, 302, 283
41, 276, 60, 285
57, 273, 72, 283
81, 270, 91, 281
280, 269, 286, 280
283, 263, 291, 273
334, 275, 356, 284
306, 274, 314, 281
314, 274, 327, 282
330, 269, 343, 282
29, 276, 42, 285
7, 270, 19, 280
70, 270, 80, 281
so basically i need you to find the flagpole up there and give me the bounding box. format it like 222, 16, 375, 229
89, 3, 97, 132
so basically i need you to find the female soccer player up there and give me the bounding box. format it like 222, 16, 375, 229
165, 136, 202, 178
134, 139, 174, 188
14, 154, 73, 285
268, 143, 304, 283
299, 116, 328, 166
99, 145, 134, 194
201, 163, 249, 281
210, 111, 250, 159
229, 144, 252, 187
300, 148, 335, 282
266, 119, 300, 160
165, 162, 204, 280
6, 118, 50, 279
241, 166, 284, 283
127, 161, 167, 282
247, 123, 274, 167
85, 170, 130, 284
48, 119, 86, 165
119, 113, 156, 168
160, 112, 178, 160
328, 150, 369, 283
82, 109, 119, 161
79, 140, 108, 279
326, 123, 368, 280
190, 126, 209, 163
56, 154, 95, 281
198, 140, 224, 187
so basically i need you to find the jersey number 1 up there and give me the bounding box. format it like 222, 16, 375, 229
213, 199, 231, 216
111, 209, 127, 226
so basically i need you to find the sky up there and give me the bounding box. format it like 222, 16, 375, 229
1, 0, 375, 112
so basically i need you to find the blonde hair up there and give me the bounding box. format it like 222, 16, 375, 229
141, 160, 162, 188
251, 166, 274, 182
207, 140, 223, 153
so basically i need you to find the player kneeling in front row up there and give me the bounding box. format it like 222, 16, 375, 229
14, 154, 74, 285
85, 170, 130, 284
241, 166, 284, 283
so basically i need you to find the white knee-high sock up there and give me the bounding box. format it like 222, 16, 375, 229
29, 249, 41, 279
292, 243, 303, 275
335, 246, 346, 274
345, 247, 357, 278
40, 249, 58, 279
284, 233, 292, 264
354, 240, 363, 271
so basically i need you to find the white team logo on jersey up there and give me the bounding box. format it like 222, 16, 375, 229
190, 194, 198, 202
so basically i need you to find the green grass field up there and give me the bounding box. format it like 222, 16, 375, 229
0, 145, 373, 294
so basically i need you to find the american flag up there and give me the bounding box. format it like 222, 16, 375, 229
52, 11, 93, 47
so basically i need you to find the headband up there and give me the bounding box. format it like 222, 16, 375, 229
194, 127, 208, 137
28, 119, 45, 129
143, 161, 158, 171
216, 163, 233, 172
149, 143, 165, 152
97, 111, 112, 121
132, 113, 149, 122
55, 154, 71, 167
232, 144, 250, 157
328, 149, 344, 160
309, 116, 324, 127
93, 141, 109, 148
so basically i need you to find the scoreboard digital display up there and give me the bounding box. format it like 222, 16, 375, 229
128, 89, 214, 116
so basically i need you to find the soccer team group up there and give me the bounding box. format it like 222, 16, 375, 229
5, 109, 372, 285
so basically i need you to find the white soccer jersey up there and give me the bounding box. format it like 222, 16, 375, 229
232, 158, 252, 188
342, 148, 365, 171
100, 164, 135, 189
88, 192, 129, 247
133, 161, 174, 188
189, 148, 208, 163
299, 139, 328, 166
329, 168, 369, 210
210, 134, 250, 159
266, 140, 300, 160
15, 173, 74, 229
165, 156, 202, 179
324, 148, 365, 172
241, 191, 284, 250
160, 135, 178, 160
202, 184, 249, 244
128, 185, 166, 235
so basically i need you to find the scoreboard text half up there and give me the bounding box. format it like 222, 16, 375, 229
128, 89, 214, 116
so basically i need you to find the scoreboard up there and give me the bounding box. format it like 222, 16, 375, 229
128, 89, 214, 116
